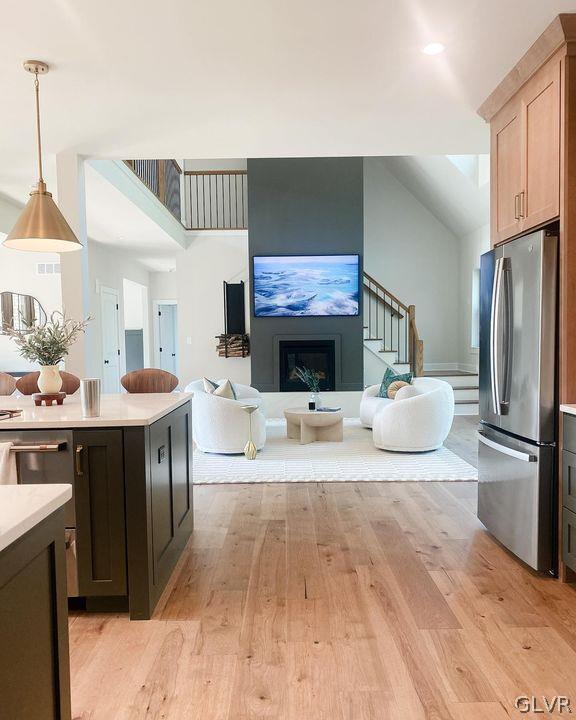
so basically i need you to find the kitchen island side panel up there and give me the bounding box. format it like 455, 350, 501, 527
124, 400, 193, 620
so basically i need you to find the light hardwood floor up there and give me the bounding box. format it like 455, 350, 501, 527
69, 420, 576, 719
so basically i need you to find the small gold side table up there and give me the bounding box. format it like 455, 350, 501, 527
241, 405, 258, 459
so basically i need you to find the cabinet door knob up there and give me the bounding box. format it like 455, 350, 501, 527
514, 194, 520, 221
75, 444, 84, 476
519, 190, 525, 218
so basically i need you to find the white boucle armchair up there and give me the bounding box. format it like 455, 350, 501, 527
363, 377, 454, 452
185, 379, 266, 454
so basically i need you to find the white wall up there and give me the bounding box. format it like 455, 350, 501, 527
175, 232, 250, 386
150, 271, 178, 302
123, 278, 146, 330
458, 223, 490, 372
0, 240, 63, 371
87, 241, 151, 378
364, 157, 460, 368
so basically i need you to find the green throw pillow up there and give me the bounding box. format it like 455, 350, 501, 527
378, 368, 413, 398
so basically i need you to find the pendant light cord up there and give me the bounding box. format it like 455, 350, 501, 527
34, 71, 43, 183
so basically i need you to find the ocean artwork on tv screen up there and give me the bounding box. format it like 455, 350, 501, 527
253, 254, 360, 317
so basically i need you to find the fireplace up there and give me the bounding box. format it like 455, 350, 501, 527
278, 339, 336, 392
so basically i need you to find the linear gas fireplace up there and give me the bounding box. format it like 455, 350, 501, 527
278, 339, 336, 392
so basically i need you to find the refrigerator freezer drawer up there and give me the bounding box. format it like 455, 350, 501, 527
478, 427, 555, 572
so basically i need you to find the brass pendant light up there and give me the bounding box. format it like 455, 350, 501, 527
3, 60, 82, 252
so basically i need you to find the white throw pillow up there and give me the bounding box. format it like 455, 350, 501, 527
212, 379, 235, 399
203, 377, 219, 393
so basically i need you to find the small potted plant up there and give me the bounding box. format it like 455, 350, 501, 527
294, 366, 322, 409
7, 311, 90, 394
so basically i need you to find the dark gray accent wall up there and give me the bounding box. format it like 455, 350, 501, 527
248, 158, 364, 392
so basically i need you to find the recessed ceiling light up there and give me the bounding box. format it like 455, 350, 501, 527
421, 42, 445, 56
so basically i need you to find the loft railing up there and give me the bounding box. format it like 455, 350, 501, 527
363, 271, 423, 376
184, 170, 248, 230
124, 160, 183, 222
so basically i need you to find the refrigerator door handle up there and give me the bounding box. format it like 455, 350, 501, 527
490, 257, 504, 415
501, 257, 513, 414
478, 431, 537, 462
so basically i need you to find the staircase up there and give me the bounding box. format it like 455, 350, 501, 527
362, 272, 479, 415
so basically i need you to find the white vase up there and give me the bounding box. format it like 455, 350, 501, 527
38, 365, 63, 394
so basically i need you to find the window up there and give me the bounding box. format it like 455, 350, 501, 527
471, 268, 480, 349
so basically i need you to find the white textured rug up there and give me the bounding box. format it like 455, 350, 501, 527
193, 419, 477, 484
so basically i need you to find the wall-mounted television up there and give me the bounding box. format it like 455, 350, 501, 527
253, 254, 360, 317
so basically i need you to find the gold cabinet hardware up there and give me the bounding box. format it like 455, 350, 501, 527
75, 444, 84, 476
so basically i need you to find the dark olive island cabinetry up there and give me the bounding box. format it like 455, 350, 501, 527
0, 394, 193, 620
0, 485, 72, 720
561, 409, 576, 573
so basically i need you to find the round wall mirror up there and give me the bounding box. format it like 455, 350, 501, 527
0, 291, 47, 334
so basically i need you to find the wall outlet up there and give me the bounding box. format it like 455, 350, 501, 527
186, 337, 192, 345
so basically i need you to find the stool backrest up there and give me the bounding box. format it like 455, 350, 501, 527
0, 372, 17, 396
120, 368, 179, 394
16, 371, 81, 395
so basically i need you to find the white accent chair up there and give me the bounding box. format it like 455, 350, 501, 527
361, 377, 454, 452
184, 379, 266, 454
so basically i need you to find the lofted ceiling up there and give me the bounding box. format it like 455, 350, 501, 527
84, 164, 182, 272
383, 155, 489, 237
1, 1, 574, 206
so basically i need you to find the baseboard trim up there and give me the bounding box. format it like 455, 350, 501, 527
423, 363, 460, 371
457, 362, 479, 374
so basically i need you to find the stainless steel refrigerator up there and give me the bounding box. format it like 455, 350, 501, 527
478, 228, 558, 574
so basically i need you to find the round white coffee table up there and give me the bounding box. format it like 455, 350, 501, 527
284, 407, 344, 445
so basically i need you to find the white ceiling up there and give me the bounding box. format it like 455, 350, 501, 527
1, 1, 574, 205
85, 164, 182, 272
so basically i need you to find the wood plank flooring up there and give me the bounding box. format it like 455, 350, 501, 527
69, 420, 576, 719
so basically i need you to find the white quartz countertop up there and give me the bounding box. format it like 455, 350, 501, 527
0, 484, 72, 553
0, 393, 192, 429
561, 404, 576, 417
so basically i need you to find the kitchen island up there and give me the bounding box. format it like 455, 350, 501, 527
0, 393, 193, 620
0, 484, 72, 720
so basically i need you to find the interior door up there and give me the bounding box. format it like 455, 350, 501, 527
492, 100, 523, 245
521, 58, 561, 232
101, 287, 121, 393
158, 304, 177, 375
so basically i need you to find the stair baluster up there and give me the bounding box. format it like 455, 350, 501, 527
362, 271, 423, 376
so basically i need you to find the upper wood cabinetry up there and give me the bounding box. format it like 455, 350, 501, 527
490, 55, 561, 245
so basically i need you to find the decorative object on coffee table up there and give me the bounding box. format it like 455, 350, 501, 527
241, 405, 259, 459
32, 391, 66, 407
294, 366, 322, 410
284, 407, 344, 445
6, 311, 90, 395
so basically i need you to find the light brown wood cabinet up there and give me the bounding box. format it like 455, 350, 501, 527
491, 56, 561, 246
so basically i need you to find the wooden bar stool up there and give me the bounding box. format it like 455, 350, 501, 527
120, 369, 179, 393
0, 372, 17, 396
15, 371, 81, 395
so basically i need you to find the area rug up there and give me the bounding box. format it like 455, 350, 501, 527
193, 419, 477, 484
